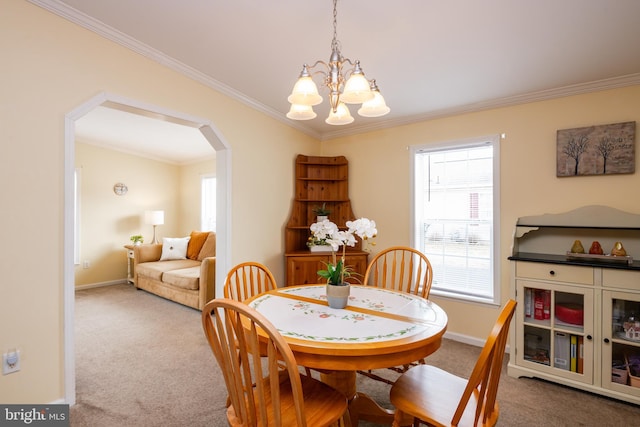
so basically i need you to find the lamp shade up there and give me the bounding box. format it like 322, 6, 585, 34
287, 76, 323, 106
341, 70, 374, 104
358, 91, 390, 117
146, 210, 165, 226
325, 102, 354, 125
286, 103, 317, 120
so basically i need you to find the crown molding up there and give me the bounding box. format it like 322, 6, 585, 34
28, 0, 322, 140
321, 73, 640, 141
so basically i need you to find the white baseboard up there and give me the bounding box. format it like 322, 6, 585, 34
443, 331, 511, 354
74, 279, 128, 291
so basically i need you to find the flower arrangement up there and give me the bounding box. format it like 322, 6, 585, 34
309, 218, 377, 285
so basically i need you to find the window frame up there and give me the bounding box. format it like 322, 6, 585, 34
410, 134, 501, 305
201, 174, 217, 232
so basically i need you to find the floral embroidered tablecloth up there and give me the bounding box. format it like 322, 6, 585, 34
248, 285, 447, 343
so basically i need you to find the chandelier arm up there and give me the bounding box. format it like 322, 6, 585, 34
306, 60, 329, 71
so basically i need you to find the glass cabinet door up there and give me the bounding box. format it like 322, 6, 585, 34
516, 280, 594, 384
602, 290, 640, 397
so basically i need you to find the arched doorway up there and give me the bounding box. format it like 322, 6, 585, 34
63, 92, 231, 404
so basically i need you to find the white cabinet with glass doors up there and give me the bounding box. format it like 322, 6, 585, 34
508, 206, 640, 405
514, 273, 594, 385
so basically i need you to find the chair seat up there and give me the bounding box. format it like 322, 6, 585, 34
391, 365, 497, 427
227, 375, 347, 426
389, 300, 516, 427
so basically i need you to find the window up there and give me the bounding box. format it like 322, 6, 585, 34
201, 175, 216, 232
411, 135, 500, 304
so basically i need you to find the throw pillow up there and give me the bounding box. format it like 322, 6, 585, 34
197, 232, 216, 261
160, 237, 190, 261
187, 231, 210, 260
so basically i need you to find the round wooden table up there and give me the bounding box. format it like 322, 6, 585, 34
245, 284, 448, 425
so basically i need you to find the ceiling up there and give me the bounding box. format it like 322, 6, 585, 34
35, 0, 640, 161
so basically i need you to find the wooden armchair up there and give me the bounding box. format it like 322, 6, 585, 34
389, 299, 517, 427
202, 298, 348, 426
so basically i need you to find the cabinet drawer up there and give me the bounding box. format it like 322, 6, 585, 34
516, 261, 593, 285
602, 269, 640, 290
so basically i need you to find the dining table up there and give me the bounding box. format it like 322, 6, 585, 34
244, 284, 448, 426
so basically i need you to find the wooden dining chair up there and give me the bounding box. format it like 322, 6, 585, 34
223, 261, 314, 379
223, 261, 278, 301
202, 298, 349, 427
389, 299, 517, 427
363, 246, 433, 298
359, 246, 434, 383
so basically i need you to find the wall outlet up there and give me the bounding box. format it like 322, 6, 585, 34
3, 350, 20, 375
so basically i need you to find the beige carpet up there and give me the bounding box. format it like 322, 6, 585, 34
72, 284, 640, 426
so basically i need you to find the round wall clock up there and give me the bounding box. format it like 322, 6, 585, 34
113, 182, 128, 195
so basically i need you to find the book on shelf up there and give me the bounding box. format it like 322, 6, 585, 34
525, 288, 532, 318
577, 335, 584, 374
534, 290, 544, 320
543, 290, 551, 319
570, 335, 577, 372
554, 332, 570, 371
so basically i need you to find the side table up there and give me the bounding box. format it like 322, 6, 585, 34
124, 244, 135, 284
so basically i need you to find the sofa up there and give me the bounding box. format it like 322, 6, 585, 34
133, 231, 216, 310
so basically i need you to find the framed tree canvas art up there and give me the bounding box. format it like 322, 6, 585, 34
556, 121, 635, 177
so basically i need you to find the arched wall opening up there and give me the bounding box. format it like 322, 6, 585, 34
63, 92, 231, 404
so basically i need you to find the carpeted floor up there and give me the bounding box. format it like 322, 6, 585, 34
71, 284, 640, 426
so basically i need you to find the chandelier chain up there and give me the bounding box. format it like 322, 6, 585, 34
331, 0, 339, 53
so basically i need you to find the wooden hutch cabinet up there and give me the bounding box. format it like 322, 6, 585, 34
284, 154, 368, 286
508, 205, 640, 405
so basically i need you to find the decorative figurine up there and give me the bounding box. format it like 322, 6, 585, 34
589, 241, 604, 255
611, 241, 627, 257
570, 240, 585, 253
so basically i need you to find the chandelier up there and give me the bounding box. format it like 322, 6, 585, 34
286, 0, 390, 125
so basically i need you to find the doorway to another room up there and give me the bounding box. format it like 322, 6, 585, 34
63, 92, 231, 405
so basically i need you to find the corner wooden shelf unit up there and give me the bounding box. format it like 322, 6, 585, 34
284, 154, 368, 286
508, 205, 640, 405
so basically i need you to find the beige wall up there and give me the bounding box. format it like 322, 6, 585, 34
1, 0, 317, 404
322, 85, 640, 340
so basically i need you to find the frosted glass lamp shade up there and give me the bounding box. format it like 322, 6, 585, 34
286, 104, 317, 120
358, 91, 390, 117
341, 72, 374, 104
287, 76, 323, 106
325, 102, 354, 125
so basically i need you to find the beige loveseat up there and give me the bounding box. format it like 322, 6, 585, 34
133, 231, 216, 310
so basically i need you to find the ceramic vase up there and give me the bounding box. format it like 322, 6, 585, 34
326, 283, 350, 309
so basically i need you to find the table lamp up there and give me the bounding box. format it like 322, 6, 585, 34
146, 210, 164, 244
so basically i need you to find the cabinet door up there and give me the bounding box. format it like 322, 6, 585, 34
286, 253, 368, 286
287, 255, 328, 286
602, 290, 640, 398
516, 280, 594, 384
